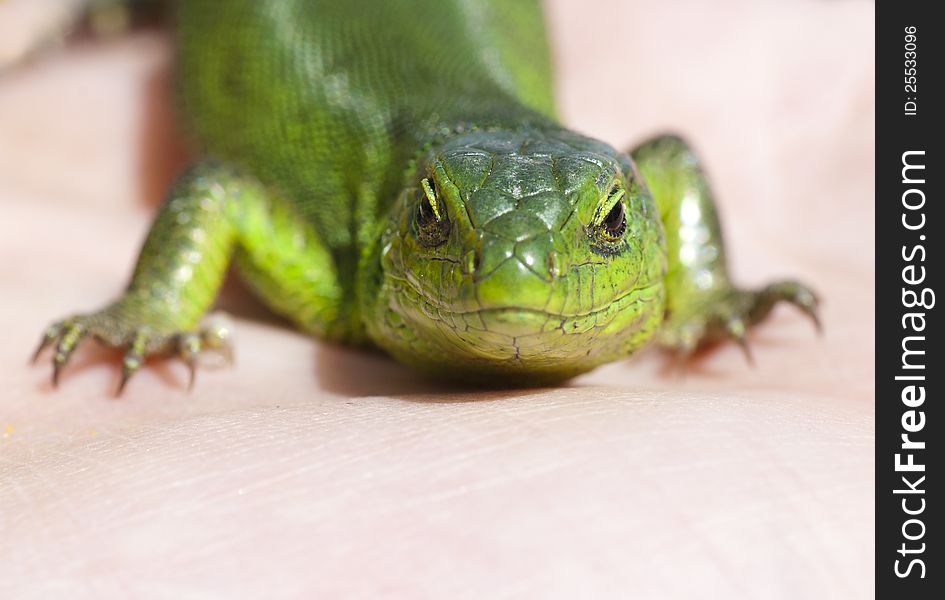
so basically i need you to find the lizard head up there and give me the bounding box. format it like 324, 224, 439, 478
369, 129, 667, 383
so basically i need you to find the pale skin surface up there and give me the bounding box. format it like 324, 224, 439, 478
0, 0, 874, 597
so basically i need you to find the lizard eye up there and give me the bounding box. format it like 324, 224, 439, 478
415, 177, 450, 247
589, 184, 628, 255
600, 194, 626, 237
417, 178, 438, 226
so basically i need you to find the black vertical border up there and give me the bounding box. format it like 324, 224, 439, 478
876, 0, 941, 597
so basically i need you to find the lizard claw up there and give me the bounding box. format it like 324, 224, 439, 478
659, 278, 820, 365
116, 363, 137, 396
33, 307, 236, 393
116, 329, 150, 396
724, 317, 754, 367
178, 332, 201, 390
47, 320, 89, 387
198, 312, 235, 364
758, 281, 822, 335
32, 323, 63, 364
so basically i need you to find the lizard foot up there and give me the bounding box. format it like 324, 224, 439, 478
32, 308, 233, 395
658, 279, 820, 364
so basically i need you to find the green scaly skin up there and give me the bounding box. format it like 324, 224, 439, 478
34, 0, 819, 391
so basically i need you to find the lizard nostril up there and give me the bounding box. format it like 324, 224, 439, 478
463, 249, 480, 275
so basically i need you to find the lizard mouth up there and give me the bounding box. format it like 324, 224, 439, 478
400, 279, 659, 340
383, 278, 662, 382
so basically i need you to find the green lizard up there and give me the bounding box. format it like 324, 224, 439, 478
31, 0, 819, 391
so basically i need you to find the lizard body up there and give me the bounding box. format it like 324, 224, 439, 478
34, 0, 819, 389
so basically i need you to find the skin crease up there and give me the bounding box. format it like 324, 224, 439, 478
0, 0, 873, 598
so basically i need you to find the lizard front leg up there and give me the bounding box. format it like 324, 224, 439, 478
631, 135, 820, 361
33, 161, 342, 393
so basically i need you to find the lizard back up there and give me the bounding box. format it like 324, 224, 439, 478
174, 0, 556, 259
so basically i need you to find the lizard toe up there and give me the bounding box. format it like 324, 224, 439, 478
757, 280, 822, 335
